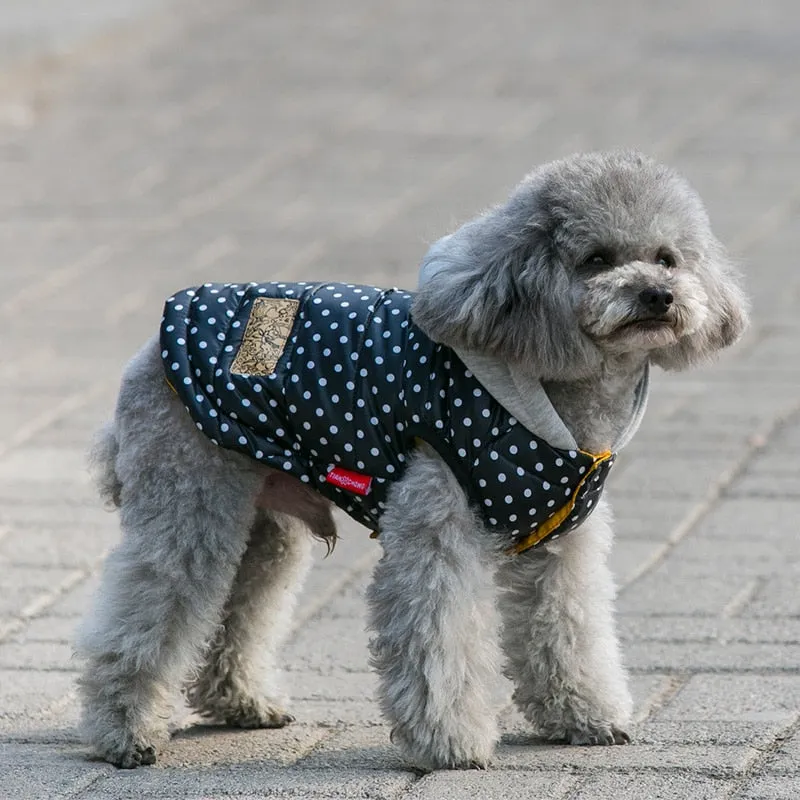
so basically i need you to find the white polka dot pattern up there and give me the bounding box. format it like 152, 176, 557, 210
161, 282, 615, 550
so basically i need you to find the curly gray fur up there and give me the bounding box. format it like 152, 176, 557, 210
413, 150, 748, 382
77, 150, 748, 771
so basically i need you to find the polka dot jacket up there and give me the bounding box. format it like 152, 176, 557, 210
161, 282, 615, 554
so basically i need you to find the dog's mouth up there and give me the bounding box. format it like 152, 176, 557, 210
602, 315, 681, 349
616, 317, 675, 332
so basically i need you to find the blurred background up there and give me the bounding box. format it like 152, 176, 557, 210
1, 0, 799, 797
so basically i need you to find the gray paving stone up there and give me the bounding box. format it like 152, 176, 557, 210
624, 641, 800, 673
656, 675, 800, 722
297, 726, 406, 771
618, 616, 800, 644
728, 470, 800, 499
737, 774, 800, 800
288, 699, 386, 728
652, 535, 800, 577
0, 668, 75, 720
3, 615, 77, 644
159, 725, 330, 769
766, 728, 800, 775
37, 574, 102, 618
0, 640, 77, 670
0, 501, 113, 532
0, 565, 82, 617
408, 771, 579, 800
618, 573, 743, 616
635, 720, 794, 747
0, 723, 81, 745
84, 765, 417, 799
740, 578, 800, 618
570, 773, 734, 800
494, 739, 758, 777
282, 670, 378, 703
0, 742, 113, 800
694, 498, 800, 540
608, 539, 664, 585
0, 446, 89, 482
311, 578, 370, 623
608, 454, 734, 499
283, 618, 372, 675
0, 525, 111, 569
611, 495, 691, 542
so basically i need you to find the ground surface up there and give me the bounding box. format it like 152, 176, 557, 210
1, 0, 799, 797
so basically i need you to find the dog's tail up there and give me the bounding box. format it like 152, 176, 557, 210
89, 421, 122, 509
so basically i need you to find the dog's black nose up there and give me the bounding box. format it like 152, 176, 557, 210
639, 287, 674, 315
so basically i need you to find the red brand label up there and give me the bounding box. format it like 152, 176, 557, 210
325, 466, 373, 496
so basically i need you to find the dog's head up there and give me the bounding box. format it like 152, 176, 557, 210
412, 151, 748, 379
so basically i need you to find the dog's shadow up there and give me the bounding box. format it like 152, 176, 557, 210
169, 723, 570, 771
166, 720, 412, 771
500, 732, 556, 747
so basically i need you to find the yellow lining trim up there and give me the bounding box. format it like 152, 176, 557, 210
165, 378, 177, 394
508, 449, 613, 555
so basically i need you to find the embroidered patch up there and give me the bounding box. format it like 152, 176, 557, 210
231, 297, 299, 375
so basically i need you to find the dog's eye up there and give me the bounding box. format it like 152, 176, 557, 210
584, 252, 611, 268
656, 250, 676, 268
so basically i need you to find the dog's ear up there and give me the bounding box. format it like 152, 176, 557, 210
652, 243, 749, 370
412, 192, 600, 379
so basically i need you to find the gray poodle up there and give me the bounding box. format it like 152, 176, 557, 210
76, 151, 748, 771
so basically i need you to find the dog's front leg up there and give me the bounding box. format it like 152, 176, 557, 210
498, 499, 632, 745
366, 445, 502, 771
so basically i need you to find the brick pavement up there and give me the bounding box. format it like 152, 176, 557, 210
1, 0, 799, 797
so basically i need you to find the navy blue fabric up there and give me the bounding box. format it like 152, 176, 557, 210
160, 281, 614, 550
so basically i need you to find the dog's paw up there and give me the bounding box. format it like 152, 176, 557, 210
224, 699, 295, 729
111, 743, 157, 769
568, 724, 630, 746
391, 725, 494, 771
459, 759, 488, 770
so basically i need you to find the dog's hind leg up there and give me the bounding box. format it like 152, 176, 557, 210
497, 500, 632, 745
77, 339, 262, 768
184, 510, 313, 727
367, 445, 502, 771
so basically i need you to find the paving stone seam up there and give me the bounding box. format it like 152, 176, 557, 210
0, 665, 81, 675
289, 550, 378, 636
721, 579, 763, 618
497, 759, 758, 779
0, 134, 321, 320
724, 489, 800, 500
628, 667, 800, 676
0, 379, 112, 461
632, 674, 690, 724
0, 560, 103, 644
0, 244, 113, 318
720, 714, 800, 800
83, 147, 479, 328
625, 637, 800, 646
618, 401, 800, 592
63, 768, 110, 800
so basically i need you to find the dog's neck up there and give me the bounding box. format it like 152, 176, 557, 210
456, 349, 649, 455
538, 354, 650, 453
